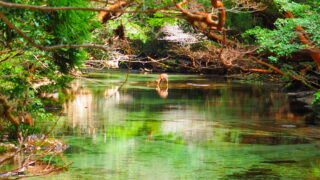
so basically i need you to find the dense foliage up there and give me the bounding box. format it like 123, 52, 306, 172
244, 0, 320, 62
48, 0, 96, 73
0, 0, 93, 138
0, 0, 319, 178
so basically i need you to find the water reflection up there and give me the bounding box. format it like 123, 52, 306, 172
156, 86, 168, 99
41, 73, 320, 180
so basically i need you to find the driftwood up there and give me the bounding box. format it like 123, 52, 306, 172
0, 132, 70, 179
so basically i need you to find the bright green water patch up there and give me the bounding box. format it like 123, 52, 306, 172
32, 73, 320, 180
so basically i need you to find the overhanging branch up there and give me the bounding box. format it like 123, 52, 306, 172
0, 11, 109, 52
0, 1, 159, 14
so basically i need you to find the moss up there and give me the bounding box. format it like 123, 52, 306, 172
0, 146, 6, 154
0, 143, 17, 154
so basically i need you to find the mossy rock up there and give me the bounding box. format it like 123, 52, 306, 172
0, 143, 18, 154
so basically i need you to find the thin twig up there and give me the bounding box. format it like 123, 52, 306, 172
0, 150, 22, 167
0, 50, 24, 63
250, 55, 318, 89
13, 162, 74, 180
0, 1, 167, 14
0, 147, 54, 176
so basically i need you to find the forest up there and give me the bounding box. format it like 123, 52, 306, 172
0, 0, 320, 179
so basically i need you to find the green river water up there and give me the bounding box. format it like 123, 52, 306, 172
33, 73, 320, 180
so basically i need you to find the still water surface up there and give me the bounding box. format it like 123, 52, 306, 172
36, 73, 320, 180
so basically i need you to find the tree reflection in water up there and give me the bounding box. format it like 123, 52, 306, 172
46, 74, 320, 180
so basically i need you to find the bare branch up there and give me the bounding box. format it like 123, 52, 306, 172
249, 55, 319, 89
85, 0, 109, 4
0, 1, 163, 14
44, 44, 109, 51
226, 0, 267, 13
14, 161, 74, 179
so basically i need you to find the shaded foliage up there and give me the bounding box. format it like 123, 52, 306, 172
244, 0, 320, 62
47, 0, 97, 73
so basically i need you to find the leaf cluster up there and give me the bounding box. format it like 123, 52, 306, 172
243, 0, 320, 61
313, 90, 320, 105
46, 0, 97, 72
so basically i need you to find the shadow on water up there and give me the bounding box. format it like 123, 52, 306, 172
226, 167, 279, 180
34, 73, 320, 180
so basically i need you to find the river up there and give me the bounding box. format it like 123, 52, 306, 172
32, 73, 320, 180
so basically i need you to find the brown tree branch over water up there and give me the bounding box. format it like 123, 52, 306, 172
175, 0, 225, 31
0, 1, 167, 14
0, 0, 178, 52
285, 11, 320, 69
175, 0, 226, 43
98, 0, 131, 23
250, 55, 319, 89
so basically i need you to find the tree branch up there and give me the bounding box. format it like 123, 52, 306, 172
0, 11, 109, 52
0, 1, 160, 14
249, 55, 318, 89
0, 50, 24, 63
85, 0, 109, 4
285, 11, 320, 69
98, 0, 131, 23
44, 44, 110, 51
0, 97, 20, 129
